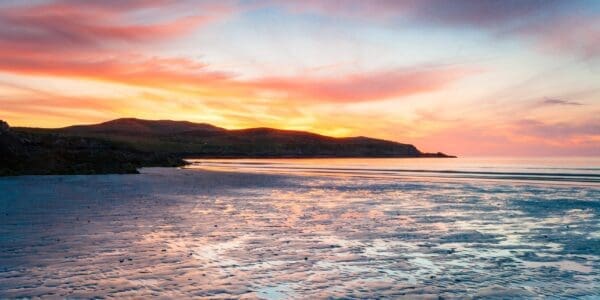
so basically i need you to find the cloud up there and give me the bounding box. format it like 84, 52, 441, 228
406, 0, 565, 28
3, 47, 468, 104
276, 0, 566, 26
0, 0, 235, 53
517, 15, 600, 59
541, 98, 583, 106
512, 119, 600, 140
246, 66, 473, 103
274, 0, 600, 59
0, 1, 241, 90
0, 29, 470, 105
0, 2, 473, 105
4, 53, 232, 86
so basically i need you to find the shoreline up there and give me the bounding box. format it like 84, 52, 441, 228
0, 155, 456, 177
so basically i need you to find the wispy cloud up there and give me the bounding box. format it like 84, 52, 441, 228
513, 14, 600, 59
512, 119, 599, 139
275, 0, 600, 59
541, 98, 583, 106
247, 66, 473, 103
0, 0, 240, 90
275, 1, 567, 27
0, 1, 235, 53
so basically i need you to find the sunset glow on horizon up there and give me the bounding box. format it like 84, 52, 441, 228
0, 0, 598, 156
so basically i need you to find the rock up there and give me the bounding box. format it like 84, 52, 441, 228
0, 120, 9, 133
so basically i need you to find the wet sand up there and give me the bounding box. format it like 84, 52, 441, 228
1, 167, 599, 298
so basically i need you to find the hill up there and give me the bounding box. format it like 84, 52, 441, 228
3, 118, 454, 175
17, 118, 452, 158
62, 118, 225, 135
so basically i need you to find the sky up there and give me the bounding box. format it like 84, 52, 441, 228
0, 0, 598, 156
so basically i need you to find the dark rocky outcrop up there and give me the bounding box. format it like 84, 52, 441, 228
1, 120, 186, 176
0, 120, 28, 175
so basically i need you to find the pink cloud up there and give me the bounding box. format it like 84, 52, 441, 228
248, 67, 472, 102
0, 0, 235, 53
0, 51, 232, 88
0, 0, 238, 89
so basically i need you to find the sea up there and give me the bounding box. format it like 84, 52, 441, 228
1, 157, 598, 298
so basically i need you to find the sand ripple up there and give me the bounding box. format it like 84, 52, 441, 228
1, 168, 599, 298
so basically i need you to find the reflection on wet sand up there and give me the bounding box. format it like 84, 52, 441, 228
0, 165, 598, 298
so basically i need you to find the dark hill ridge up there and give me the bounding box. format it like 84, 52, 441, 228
3, 118, 454, 175
28, 118, 450, 157
62, 118, 225, 135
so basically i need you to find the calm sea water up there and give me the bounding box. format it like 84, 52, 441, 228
188, 156, 600, 184
1, 157, 598, 298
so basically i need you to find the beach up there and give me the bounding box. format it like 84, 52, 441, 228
1, 158, 599, 298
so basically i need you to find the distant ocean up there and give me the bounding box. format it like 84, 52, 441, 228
1, 157, 598, 298
188, 156, 600, 184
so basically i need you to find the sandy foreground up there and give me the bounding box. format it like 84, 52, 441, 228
0, 167, 599, 298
